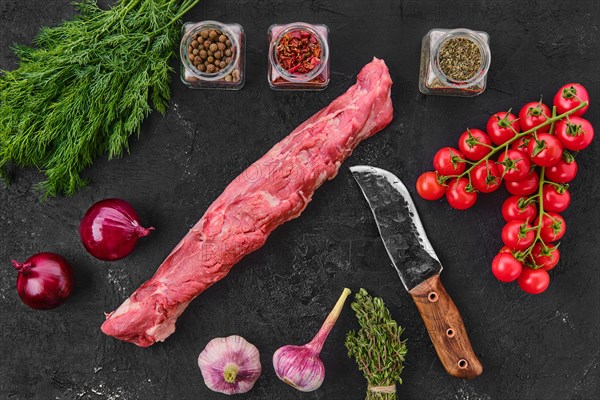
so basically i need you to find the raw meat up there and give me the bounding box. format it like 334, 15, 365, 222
101, 58, 394, 347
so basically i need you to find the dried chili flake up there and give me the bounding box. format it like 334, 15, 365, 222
276, 30, 322, 75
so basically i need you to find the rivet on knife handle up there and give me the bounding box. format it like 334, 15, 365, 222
409, 274, 483, 379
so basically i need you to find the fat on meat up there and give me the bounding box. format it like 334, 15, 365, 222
101, 58, 394, 346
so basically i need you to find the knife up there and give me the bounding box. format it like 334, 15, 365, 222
350, 165, 483, 380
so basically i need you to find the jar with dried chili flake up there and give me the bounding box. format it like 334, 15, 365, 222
268, 22, 330, 91
419, 28, 490, 97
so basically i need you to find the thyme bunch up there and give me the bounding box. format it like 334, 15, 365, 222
0, 0, 200, 196
346, 289, 408, 400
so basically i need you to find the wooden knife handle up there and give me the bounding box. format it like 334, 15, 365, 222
409, 274, 483, 379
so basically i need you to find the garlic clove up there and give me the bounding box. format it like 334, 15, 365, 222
198, 335, 262, 395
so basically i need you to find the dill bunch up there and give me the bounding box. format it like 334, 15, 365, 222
0, 0, 200, 196
346, 288, 408, 400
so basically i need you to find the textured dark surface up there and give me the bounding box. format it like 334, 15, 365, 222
1, 0, 599, 399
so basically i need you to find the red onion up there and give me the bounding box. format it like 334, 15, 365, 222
79, 198, 154, 261
12, 252, 74, 310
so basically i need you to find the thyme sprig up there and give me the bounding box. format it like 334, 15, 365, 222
0, 0, 201, 197
346, 289, 408, 400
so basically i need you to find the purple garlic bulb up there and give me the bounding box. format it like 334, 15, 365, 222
198, 335, 261, 395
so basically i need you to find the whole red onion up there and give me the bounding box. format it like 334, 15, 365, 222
79, 198, 154, 261
12, 252, 74, 310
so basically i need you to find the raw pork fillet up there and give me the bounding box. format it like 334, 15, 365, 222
102, 58, 394, 346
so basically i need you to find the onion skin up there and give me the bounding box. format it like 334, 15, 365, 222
79, 198, 154, 261
12, 252, 74, 310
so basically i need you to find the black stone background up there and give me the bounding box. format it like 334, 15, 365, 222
1, 0, 599, 399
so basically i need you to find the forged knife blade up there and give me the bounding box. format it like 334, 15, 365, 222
350, 165, 483, 380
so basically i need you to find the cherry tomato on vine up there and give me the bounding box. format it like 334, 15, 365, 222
555, 117, 594, 151
527, 133, 563, 167
536, 212, 566, 242
497, 149, 531, 182
553, 83, 589, 117
505, 170, 539, 196
545, 156, 578, 183
502, 196, 537, 222
471, 161, 502, 193
434, 147, 466, 176
487, 110, 520, 145
511, 135, 533, 151
445, 178, 477, 210
502, 220, 536, 251
531, 243, 560, 271
518, 100, 551, 131
518, 267, 550, 294
542, 184, 570, 213
499, 246, 513, 253
416, 172, 447, 201
458, 129, 492, 161
491, 252, 523, 282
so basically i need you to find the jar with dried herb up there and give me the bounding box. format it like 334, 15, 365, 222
419, 28, 490, 97
180, 20, 245, 90
268, 22, 330, 91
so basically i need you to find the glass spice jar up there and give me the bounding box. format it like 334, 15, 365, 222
419, 28, 490, 97
180, 20, 245, 90
267, 22, 330, 91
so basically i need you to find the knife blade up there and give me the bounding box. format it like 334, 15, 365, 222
350, 165, 483, 380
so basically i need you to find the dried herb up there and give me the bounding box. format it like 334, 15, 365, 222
276, 30, 321, 74
0, 0, 201, 197
438, 37, 482, 81
345, 289, 408, 400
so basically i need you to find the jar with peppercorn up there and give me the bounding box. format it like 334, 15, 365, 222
180, 20, 245, 90
418, 28, 490, 97
268, 22, 330, 91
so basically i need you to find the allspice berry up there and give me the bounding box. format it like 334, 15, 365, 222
188, 27, 237, 80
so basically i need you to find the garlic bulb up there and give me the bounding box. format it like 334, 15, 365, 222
273, 288, 351, 392
198, 335, 262, 395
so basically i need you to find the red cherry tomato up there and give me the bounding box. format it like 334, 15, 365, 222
505, 170, 539, 196
487, 110, 520, 145
545, 156, 578, 183
446, 178, 477, 210
553, 83, 589, 117
542, 184, 570, 213
491, 252, 523, 282
434, 147, 466, 176
555, 117, 594, 151
502, 220, 536, 251
518, 267, 550, 294
536, 212, 566, 242
499, 246, 513, 253
502, 196, 537, 222
518, 101, 551, 131
471, 161, 502, 193
527, 133, 563, 167
497, 149, 531, 182
531, 243, 560, 271
416, 172, 447, 201
511, 135, 533, 151
458, 129, 492, 161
